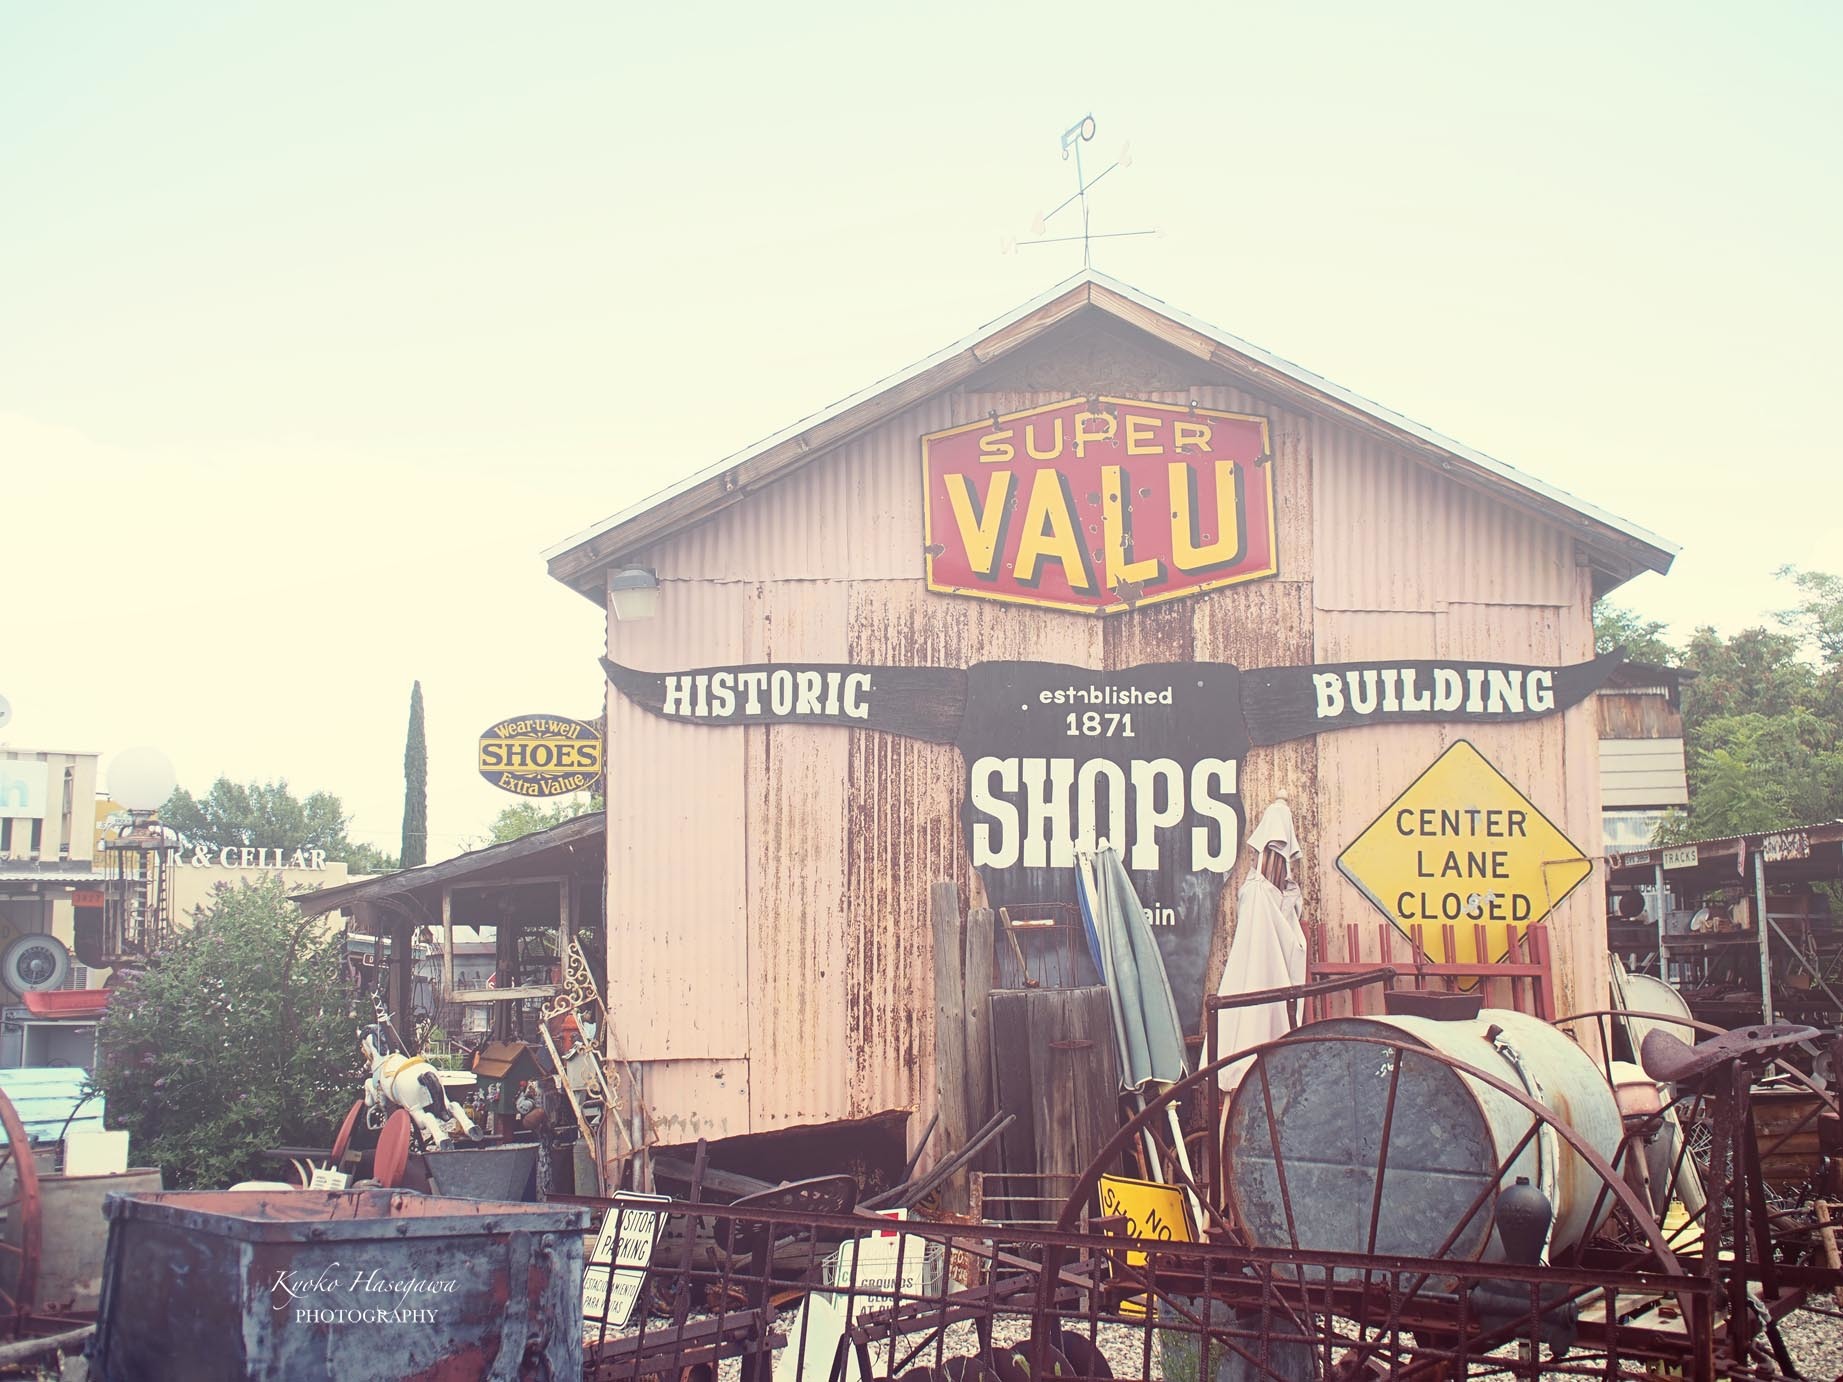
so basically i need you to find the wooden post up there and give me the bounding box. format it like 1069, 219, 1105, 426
393, 918, 416, 1051
963, 907, 995, 1151
931, 880, 970, 1210
440, 885, 455, 1021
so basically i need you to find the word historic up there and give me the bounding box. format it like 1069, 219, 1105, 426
603, 651, 1618, 1025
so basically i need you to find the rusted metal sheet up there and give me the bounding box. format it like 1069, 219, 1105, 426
1313, 419, 1574, 611
89, 1190, 589, 1381
639, 394, 961, 583
640, 1059, 750, 1144
841, 583, 1102, 1141
1193, 580, 1318, 999
604, 577, 757, 1064
747, 581, 853, 1130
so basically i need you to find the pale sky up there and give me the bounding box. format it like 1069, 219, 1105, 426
2, 3, 1838, 855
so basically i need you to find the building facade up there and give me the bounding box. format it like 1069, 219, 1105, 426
547, 272, 1676, 1152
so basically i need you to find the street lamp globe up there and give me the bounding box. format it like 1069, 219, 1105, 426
109, 746, 177, 814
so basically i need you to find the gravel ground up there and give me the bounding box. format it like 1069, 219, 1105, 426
590, 1301, 1843, 1381
1776, 1306, 1843, 1379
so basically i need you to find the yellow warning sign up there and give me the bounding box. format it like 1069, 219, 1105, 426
1096, 1173, 1194, 1262
1336, 739, 1591, 967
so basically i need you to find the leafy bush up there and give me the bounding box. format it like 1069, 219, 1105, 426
96, 876, 362, 1189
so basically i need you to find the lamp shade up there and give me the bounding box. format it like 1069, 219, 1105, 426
108, 746, 177, 812
608, 567, 661, 622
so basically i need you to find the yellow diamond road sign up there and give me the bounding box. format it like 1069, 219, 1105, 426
1337, 739, 1592, 968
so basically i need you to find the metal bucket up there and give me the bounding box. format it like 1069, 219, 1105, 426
87, 1189, 590, 1381
420, 1143, 539, 1202
1224, 1009, 1620, 1272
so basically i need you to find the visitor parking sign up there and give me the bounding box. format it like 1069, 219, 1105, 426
1336, 740, 1591, 967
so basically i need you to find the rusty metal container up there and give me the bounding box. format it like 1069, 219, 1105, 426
1224, 1009, 1620, 1272
87, 1189, 590, 1381
30, 1168, 165, 1313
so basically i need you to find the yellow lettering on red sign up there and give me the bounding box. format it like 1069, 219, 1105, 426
923, 397, 1276, 615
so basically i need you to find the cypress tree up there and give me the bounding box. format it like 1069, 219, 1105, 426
401, 681, 428, 867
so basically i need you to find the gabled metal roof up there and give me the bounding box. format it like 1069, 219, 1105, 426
545, 269, 1678, 600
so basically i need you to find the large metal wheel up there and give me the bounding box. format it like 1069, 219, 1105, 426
0, 1087, 41, 1336
1036, 1032, 1694, 1381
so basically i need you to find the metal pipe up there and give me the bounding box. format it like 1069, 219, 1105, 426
1753, 850, 1773, 1024
0, 1325, 94, 1366
1654, 860, 1667, 983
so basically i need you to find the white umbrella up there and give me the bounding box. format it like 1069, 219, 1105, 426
1213, 798, 1308, 1093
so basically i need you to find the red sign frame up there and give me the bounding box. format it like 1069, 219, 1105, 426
922, 396, 1276, 614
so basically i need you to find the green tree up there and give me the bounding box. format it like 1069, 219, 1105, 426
160, 777, 399, 873
401, 681, 428, 868
94, 877, 361, 1189
476, 794, 602, 847
1593, 601, 1679, 665
1648, 567, 1843, 840
1679, 625, 1814, 724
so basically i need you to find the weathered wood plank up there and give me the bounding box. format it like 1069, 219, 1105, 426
931, 880, 970, 1209
962, 906, 995, 1166
988, 989, 1039, 1185
1022, 987, 1123, 1201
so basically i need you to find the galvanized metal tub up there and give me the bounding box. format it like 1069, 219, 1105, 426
1224, 1010, 1620, 1273
419, 1142, 540, 1202
87, 1189, 590, 1381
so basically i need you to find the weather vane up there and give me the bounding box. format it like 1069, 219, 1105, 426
1013, 115, 1156, 268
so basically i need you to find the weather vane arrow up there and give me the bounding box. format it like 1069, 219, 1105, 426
1008, 114, 1157, 268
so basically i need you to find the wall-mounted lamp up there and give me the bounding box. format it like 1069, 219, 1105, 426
608, 567, 661, 622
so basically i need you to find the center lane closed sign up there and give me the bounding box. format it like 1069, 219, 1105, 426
1335, 739, 1593, 969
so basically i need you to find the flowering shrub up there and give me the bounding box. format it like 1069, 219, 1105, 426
96, 877, 361, 1189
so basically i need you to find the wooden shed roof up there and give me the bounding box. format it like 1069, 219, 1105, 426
545, 270, 1678, 602
292, 811, 603, 919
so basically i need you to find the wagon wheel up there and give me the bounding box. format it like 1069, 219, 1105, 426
0, 1087, 40, 1336
1036, 1032, 1693, 1380
1560, 1007, 1843, 1256
372, 1109, 415, 1189
329, 1099, 364, 1165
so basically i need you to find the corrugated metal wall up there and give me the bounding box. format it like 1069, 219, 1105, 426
604, 345, 1607, 1146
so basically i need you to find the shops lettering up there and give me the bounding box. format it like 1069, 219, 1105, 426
968, 754, 1240, 873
